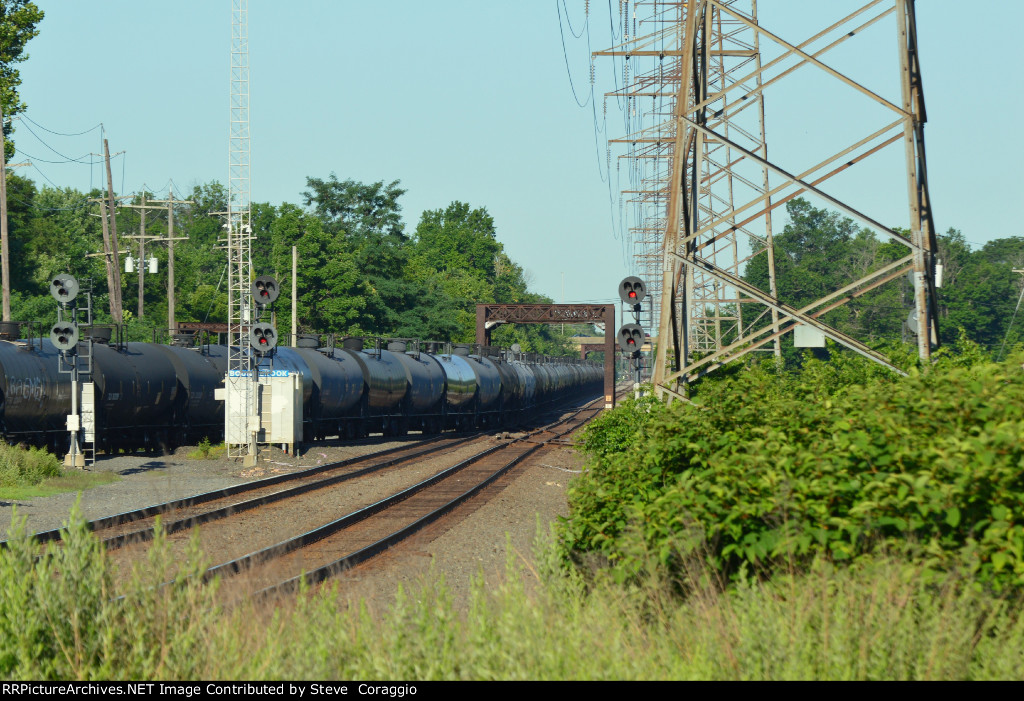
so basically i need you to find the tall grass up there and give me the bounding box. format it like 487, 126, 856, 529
0, 441, 119, 499
1, 512, 1022, 680
0, 506, 219, 680
0, 441, 62, 488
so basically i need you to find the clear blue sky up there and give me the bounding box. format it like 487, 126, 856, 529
13, 1, 1023, 316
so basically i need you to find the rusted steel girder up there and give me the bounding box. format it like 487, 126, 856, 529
178, 321, 229, 333
476, 303, 617, 409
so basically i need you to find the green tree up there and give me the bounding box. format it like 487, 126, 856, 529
745, 198, 864, 307
172, 182, 229, 325
294, 217, 362, 333
303, 174, 405, 239
302, 174, 410, 333
935, 232, 1023, 349
0, 0, 43, 159
413, 202, 501, 278
410, 202, 570, 352
744, 198, 913, 360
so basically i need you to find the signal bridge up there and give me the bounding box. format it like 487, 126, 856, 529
570, 336, 655, 358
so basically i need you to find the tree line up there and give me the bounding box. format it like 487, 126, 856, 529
12, 182, 1021, 359
5, 172, 582, 354
742, 198, 1024, 358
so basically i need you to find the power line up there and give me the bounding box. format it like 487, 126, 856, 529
16, 115, 102, 137
561, 0, 587, 38
557, 1, 592, 108
15, 118, 92, 162
27, 161, 62, 190
13, 147, 95, 165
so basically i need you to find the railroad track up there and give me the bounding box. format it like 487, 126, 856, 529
7, 432, 479, 550
9, 389, 618, 600
4, 394, 597, 552
217, 394, 609, 600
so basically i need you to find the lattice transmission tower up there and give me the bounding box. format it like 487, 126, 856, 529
594, 1, 937, 401
225, 0, 256, 460
595, 0, 779, 366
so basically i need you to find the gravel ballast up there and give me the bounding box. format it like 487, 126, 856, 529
0, 425, 589, 612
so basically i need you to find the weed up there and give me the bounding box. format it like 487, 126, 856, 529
186, 438, 225, 461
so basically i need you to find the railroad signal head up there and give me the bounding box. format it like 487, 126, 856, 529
49, 275, 79, 304
618, 276, 646, 307
251, 276, 280, 306
50, 322, 79, 352
617, 323, 645, 355
250, 322, 278, 355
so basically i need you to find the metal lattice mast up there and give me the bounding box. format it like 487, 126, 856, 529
227, 0, 255, 459
644, 0, 937, 400
596, 1, 771, 363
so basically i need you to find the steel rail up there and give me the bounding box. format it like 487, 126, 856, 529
4, 391, 602, 550
0, 435, 467, 549
97, 434, 489, 551
214, 397, 608, 600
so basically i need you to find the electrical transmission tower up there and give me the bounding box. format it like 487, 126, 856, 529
226, 0, 257, 462
595, 1, 937, 401
596, 0, 779, 367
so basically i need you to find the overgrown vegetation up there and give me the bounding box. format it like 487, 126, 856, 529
4, 344, 1024, 679
0, 441, 62, 488
1, 512, 1022, 680
0, 442, 119, 499
0, 471, 120, 501
0, 509, 217, 679
564, 343, 1024, 591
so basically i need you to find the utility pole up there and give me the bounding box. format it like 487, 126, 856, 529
0, 100, 9, 322
151, 186, 192, 336
87, 190, 130, 323
103, 139, 124, 323
94, 198, 116, 319
0, 107, 26, 324
291, 245, 297, 346
138, 194, 146, 318
121, 194, 165, 320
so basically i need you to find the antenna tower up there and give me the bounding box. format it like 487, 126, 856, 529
226, 0, 256, 460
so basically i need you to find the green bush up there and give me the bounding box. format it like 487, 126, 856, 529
187, 437, 225, 460
0, 442, 63, 488
563, 350, 1024, 590
575, 389, 667, 460
0, 506, 218, 680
